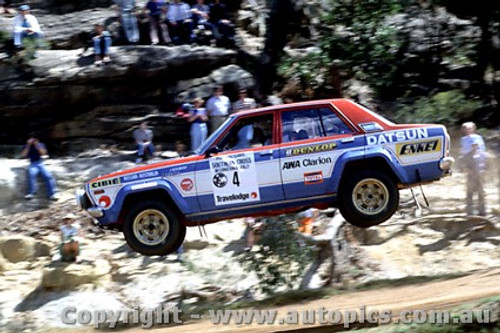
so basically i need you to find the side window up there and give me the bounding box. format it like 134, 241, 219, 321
282, 108, 353, 143
319, 108, 353, 136
217, 114, 274, 151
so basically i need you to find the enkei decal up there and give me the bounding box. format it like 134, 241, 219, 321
366, 128, 428, 145
304, 171, 324, 185
285, 142, 337, 156
396, 138, 442, 156
91, 178, 120, 189
180, 178, 194, 191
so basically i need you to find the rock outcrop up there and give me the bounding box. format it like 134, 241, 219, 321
41, 259, 111, 290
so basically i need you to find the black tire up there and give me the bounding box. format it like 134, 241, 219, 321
338, 170, 399, 228
123, 200, 186, 256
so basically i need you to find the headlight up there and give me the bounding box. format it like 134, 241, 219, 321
75, 188, 90, 210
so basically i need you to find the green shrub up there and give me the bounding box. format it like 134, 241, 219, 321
239, 215, 315, 296
395, 90, 481, 126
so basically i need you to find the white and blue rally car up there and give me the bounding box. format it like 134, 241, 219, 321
77, 99, 454, 255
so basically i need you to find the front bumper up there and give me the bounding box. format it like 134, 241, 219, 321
76, 188, 103, 218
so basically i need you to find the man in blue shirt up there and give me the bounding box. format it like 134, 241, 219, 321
21, 135, 58, 200
166, 0, 194, 45
145, 0, 170, 45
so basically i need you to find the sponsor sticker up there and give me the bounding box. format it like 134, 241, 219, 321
98, 195, 111, 208
396, 138, 442, 156
366, 128, 429, 145
91, 177, 120, 189
180, 178, 194, 192
304, 171, 324, 185
122, 170, 159, 182
131, 182, 158, 191
209, 152, 260, 206
285, 142, 337, 156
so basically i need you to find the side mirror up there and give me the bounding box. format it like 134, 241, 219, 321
205, 146, 220, 158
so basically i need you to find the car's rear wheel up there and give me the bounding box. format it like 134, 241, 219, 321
338, 170, 399, 228
123, 200, 185, 256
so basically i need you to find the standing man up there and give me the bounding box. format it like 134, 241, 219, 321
133, 121, 155, 163
12, 5, 43, 50
21, 134, 58, 200
166, 0, 193, 45
460, 122, 487, 216
206, 85, 230, 134
144, 0, 170, 45
232, 88, 256, 112
114, 0, 139, 44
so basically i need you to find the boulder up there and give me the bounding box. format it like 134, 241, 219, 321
0, 253, 7, 271
0, 236, 36, 263
41, 258, 111, 290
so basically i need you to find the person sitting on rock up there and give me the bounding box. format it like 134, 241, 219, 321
21, 134, 58, 201
12, 5, 43, 52
191, 0, 213, 45
133, 121, 155, 163
59, 213, 84, 263
92, 23, 112, 66
166, 0, 194, 45
209, 0, 234, 47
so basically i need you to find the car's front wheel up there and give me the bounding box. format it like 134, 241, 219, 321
338, 170, 399, 228
123, 200, 185, 256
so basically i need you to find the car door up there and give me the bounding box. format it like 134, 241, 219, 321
279, 106, 355, 200
195, 112, 284, 211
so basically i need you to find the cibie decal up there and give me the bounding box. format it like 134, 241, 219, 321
367, 128, 428, 145
91, 177, 120, 189
98, 195, 111, 208
304, 171, 323, 185
209, 152, 260, 206
285, 142, 337, 156
180, 178, 194, 191
397, 138, 442, 156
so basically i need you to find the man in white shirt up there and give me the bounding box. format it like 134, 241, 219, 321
12, 5, 43, 49
232, 89, 256, 113
166, 0, 194, 45
206, 85, 230, 134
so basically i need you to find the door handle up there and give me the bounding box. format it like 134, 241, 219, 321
259, 150, 274, 156
340, 137, 354, 143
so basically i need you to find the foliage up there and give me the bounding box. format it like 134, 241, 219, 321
278, 0, 404, 99
395, 90, 481, 126
239, 214, 315, 295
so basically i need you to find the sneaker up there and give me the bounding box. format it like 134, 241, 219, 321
49, 194, 58, 201
135, 158, 143, 164
103, 56, 111, 63
24, 193, 34, 200
94, 59, 102, 66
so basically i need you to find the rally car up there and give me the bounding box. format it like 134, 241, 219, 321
76, 99, 454, 255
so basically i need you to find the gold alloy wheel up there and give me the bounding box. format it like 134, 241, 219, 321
352, 178, 390, 215
132, 209, 170, 246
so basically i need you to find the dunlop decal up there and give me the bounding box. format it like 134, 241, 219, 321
286, 142, 337, 156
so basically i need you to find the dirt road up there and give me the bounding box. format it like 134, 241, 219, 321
120, 268, 500, 333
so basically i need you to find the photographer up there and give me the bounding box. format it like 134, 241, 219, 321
21, 134, 58, 200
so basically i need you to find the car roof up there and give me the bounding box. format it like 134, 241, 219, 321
232, 99, 342, 117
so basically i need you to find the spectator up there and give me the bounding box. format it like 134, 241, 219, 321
460, 121, 487, 216
191, 0, 213, 44
244, 217, 264, 251
114, 0, 139, 44
232, 88, 256, 112
59, 213, 84, 263
21, 134, 58, 201
1, 0, 11, 14
12, 5, 43, 51
206, 85, 230, 134
166, 0, 193, 45
188, 97, 208, 151
92, 23, 112, 66
209, 0, 234, 47
145, 0, 170, 45
133, 121, 155, 163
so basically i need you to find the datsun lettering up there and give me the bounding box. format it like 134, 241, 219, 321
77, 99, 454, 256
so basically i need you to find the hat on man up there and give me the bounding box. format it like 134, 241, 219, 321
63, 213, 77, 220
18, 4, 30, 11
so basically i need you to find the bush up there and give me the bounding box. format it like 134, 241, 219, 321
395, 90, 481, 126
239, 215, 315, 295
